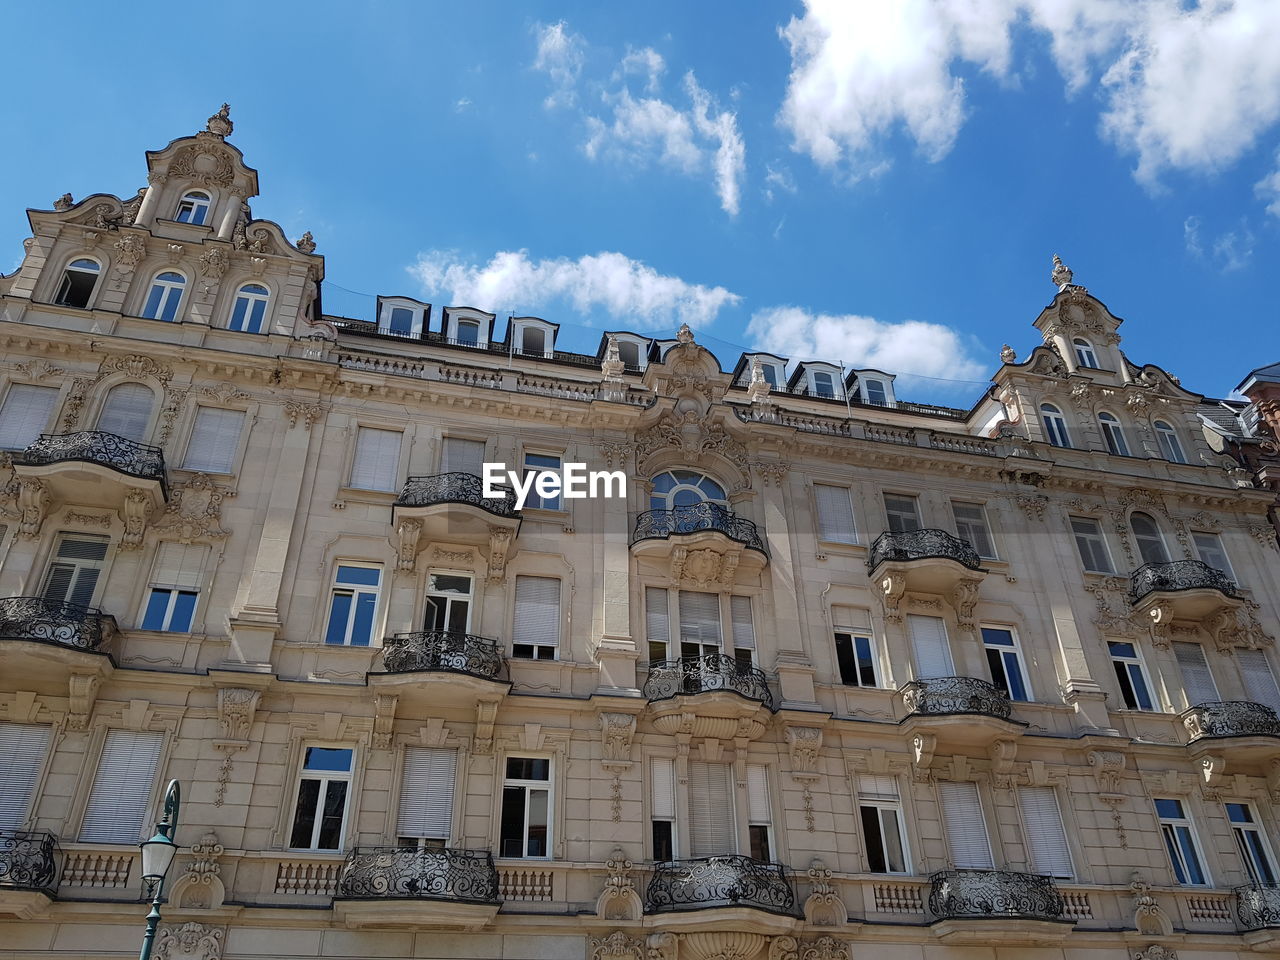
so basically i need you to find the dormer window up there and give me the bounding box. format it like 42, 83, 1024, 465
377, 298, 427, 338
863, 379, 887, 406
456, 320, 480, 346
54, 258, 101, 309
812, 371, 835, 398
521, 327, 545, 355
761, 365, 779, 389
1073, 338, 1099, 369
175, 191, 212, 226
513, 319, 555, 358
618, 341, 640, 369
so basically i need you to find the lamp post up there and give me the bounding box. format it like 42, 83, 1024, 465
137, 779, 181, 960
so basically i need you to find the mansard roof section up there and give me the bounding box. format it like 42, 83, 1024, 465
142, 105, 260, 200
595, 330, 653, 358
730, 351, 789, 382
1238, 360, 1280, 394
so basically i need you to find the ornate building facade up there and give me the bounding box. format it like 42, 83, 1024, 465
1, 108, 1280, 960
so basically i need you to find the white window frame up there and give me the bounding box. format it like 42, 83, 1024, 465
229, 283, 271, 334
79, 729, 164, 843
0, 722, 52, 830
746, 763, 773, 861
1109, 640, 1156, 711
323, 562, 383, 647
937, 780, 995, 870
42, 532, 110, 608
378, 298, 427, 338
512, 575, 561, 660
1070, 516, 1114, 574
650, 756, 677, 861
514, 320, 555, 358
1154, 421, 1186, 463
813, 482, 859, 545
0, 383, 59, 450
499, 755, 553, 859
54, 257, 102, 309
951, 500, 996, 559
522, 450, 564, 510
424, 570, 474, 634
349, 425, 403, 492
1130, 512, 1170, 566
288, 745, 356, 851
97, 382, 155, 442
1228, 801, 1279, 886
397, 746, 458, 846
174, 190, 212, 225
809, 369, 838, 399
980, 625, 1032, 701
1155, 797, 1210, 886
141, 270, 187, 322
181, 406, 245, 474
1017, 785, 1074, 879
1072, 338, 1099, 368
1041, 403, 1071, 447
884, 493, 921, 534
858, 775, 909, 874
1192, 531, 1235, 580
1173, 640, 1220, 707
1098, 412, 1130, 457
861, 377, 889, 406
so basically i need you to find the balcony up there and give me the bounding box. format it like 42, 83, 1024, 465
867, 529, 985, 614
645, 856, 799, 937
899, 677, 1024, 761
1237, 883, 1280, 948
643, 655, 774, 742
392, 473, 520, 579
1182, 701, 1280, 769
332, 846, 500, 930
928, 869, 1071, 944
16, 431, 167, 509
630, 503, 768, 585
1128, 559, 1242, 621
0, 597, 117, 694
371, 630, 510, 713
0, 831, 57, 919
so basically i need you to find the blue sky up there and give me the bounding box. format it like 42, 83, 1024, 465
4, 1, 1278, 405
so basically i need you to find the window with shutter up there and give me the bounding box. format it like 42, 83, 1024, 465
42, 533, 110, 607
730, 595, 755, 665
350, 427, 402, 491
937, 781, 994, 869
97, 383, 154, 442
442, 437, 486, 476
678, 591, 721, 656
651, 757, 676, 860
0, 723, 51, 830
858, 775, 908, 873
513, 576, 559, 659
141, 542, 208, 632
951, 501, 996, 559
646, 587, 670, 662
397, 747, 457, 845
80, 729, 163, 843
0, 384, 58, 450
1239, 650, 1280, 713
688, 761, 735, 858
814, 484, 858, 543
1018, 786, 1073, 878
907, 615, 953, 679
182, 407, 245, 473
1173, 642, 1219, 707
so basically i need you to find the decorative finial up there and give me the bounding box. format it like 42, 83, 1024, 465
601, 335, 624, 381
1051, 254, 1073, 289
53, 193, 74, 212
746, 357, 771, 404
1000, 344, 1016, 364
296, 231, 316, 254
676, 323, 694, 344
206, 103, 233, 139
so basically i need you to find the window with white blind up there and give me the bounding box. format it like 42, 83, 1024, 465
937, 781, 994, 869
1192, 532, 1235, 581
678, 591, 721, 657
397, 747, 457, 847
513, 576, 559, 659
97, 382, 154, 442
80, 729, 163, 843
688, 761, 736, 858
1070, 516, 1114, 573
349, 427, 402, 492
441, 437, 486, 476
1173, 642, 1219, 707
730, 596, 755, 666
42, 533, 110, 608
1018, 786, 1073, 878
951, 501, 996, 559
0, 723, 51, 830
182, 407, 245, 473
859, 775, 908, 873
289, 747, 354, 850
1238, 649, 1280, 713
907, 615, 953, 680
140, 542, 208, 632
814, 483, 858, 544
884, 494, 921, 533
646, 587, 671, 663
746, 764, 773, 861
0, 384, 58, 450
651, 757, 676, 861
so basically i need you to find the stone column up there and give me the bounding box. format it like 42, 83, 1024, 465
594, 441, 637, 693
133, 174, 165, 229
757, 463, 816, 704
216, 194, 243, 241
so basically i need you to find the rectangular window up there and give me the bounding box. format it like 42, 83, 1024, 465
651, 757, 676, 861
80, 729, 163, 843
349, 427, 401, 492
747, 764, 772, 861
441, 437, 486, 476
1070, 516, 1114, 573
814, 483, 858, 544
833, 607, 877, 687
937, 781, 994, 869
140, 542, 207, 632
397, 747, 457, 846
1173, 641, 1219, 707
1018, 786, 1073, 878
884, 494, 921, 533
522, 452, 563, 510
513, 576, 559, 659
1238, 649, 1280, 713
1228, 802, 1278, 886
0, 723, 51, 830
323, 564, 382, 646
424, 572, 473, 634
858, 775, 908, 874
951, 501, 996, 559
688, 761, 735, 858
730, 595, 755, 666
182, 407, 244, 473
1155, 797, 1208, 885
1192, 532, 1235, 580
678, 591, 722, 657
908, 614, 954, 680
981, 626, 1030, 701
0, 384, 58, 450
1109, 640, 1155, 711
289, 746, 354, 850
500, 756, 551, 858
42, 533, 109, 608
646, 587, 671, 663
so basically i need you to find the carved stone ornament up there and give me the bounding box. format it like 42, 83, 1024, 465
910, 732, 937, 780
747, 357, 772, 404
1088, 749, 1126, 793
171, 832, 227, 910
119, 488, 152, 550
602, 335, 626, 382
206, 103, 233, 138
803, 861, 848, 928
100, 353, 173, 383
595, 850, 643, 922
799, 937, 851, 960
170, 143, 235, 189
283, 400, 325, 430
216, 687, 260, 741
1131, 873, 1173, 937
155, 474, 231, 543
635, 410, 748, 468
591, 931, 644, 960
1051, 254, 1074, 289
1015, 494, 1047, 520
600, 713, 636, 765
0, 475, 51, 539
646, 932, 678, 960
751, 459, 788, 487
54, 193, 74, 212
197, 248, 228, 293
786, 726, 823, 776
1000, 344, 1017, 364
295, 231, 316, 254
373, 694, 398, 750
113, 233, 147, 270
487, 526, 513, 583
670, 545, 740, 589
154, 922, 224, 960
14, 358, 65, 383
1133, 947, 1177, 960
66, 673, 101, 731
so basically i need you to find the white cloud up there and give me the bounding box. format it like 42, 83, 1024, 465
620, 46, 666, 93
1184, 214, 1255, 272
1257, 152, 1280, 218
746, 305, 987, 383
409, 249, 740, 330
685, 74, 747, 216
763, 162, 797, 202
454, 98, 472, 113
533, 21, 585, 109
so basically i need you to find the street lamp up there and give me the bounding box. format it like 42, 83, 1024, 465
137, 779, 181, 960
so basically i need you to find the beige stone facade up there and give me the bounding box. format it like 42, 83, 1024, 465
2, 108, 1280, 960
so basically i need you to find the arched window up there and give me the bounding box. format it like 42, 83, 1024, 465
97, 383, 154, 442
1041, 403, 1071, 448
1154, 421, 1186, 463
649, 470, 727, 510
175, 191, 212, 225
142, 271, 186, 322
618, 341, 640, 369
456, 319, 480, 346
1098, 412, 1129, 456
1130, 512, 1169, 566
1073, 338, 1099, 368
54, 258, 101, 309
229, 283, 270, 333
812, 371, 835, 398
863, 378, 888, 406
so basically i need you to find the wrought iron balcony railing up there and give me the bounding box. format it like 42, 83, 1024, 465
0, 597, 114, 650
643, 654, 774, 709
645, 855, 798, 916
335, 847, 499, 904
21, 431, 166, 488
631, 503, 767, 555
0, 831, 58, 892
928, 870, 1065, 921
1236, 882, 1280, 930
395, 473, 518, 517
867, 528, 983, 572
900, 676, 1013, 721
1183, 701, 1280, 741
381, 630, 507, 682
1128, 559, 1239, 605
